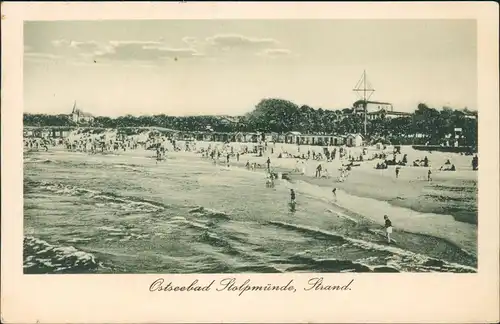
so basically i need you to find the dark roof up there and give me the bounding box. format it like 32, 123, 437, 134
353, 100, 393, 106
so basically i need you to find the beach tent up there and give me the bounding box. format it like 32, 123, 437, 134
265, 132, 278, 142
332, 136, 344, 146
234, 132, 246, 142
346, 134, 363, 147
285, 131, 302, 144
243, 133, 259, 143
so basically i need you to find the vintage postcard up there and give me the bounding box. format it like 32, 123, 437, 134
1, 2, 499, 323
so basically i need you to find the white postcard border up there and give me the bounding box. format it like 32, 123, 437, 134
1, 2, 499, 323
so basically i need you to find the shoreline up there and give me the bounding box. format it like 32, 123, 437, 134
189, 148, 477, 258
196, 147, 477, 225
294, 168, 477, 225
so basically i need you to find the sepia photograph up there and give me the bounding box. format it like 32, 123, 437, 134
23, 19, 479, 274
2, 2, 499, 323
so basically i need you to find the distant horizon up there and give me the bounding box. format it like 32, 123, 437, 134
24, 20, 477, 116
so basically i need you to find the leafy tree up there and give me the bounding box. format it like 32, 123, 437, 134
23, 99, 478, 147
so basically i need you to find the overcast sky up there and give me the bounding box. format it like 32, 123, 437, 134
24, 20, 476, 117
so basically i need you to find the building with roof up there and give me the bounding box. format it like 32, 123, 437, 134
70, 101, 94, 124
352, 100, 412, 120
367, 110, 412, 120
297, 134, 344, 146
353, 100, 394, 114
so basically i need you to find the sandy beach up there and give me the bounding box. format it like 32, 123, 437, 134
192, 141, 477, 218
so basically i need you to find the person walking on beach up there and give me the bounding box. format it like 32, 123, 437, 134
332, 188, 337, 201
395, 166, 400, 179
423, 156, 429, 167
315, 164, 322, 178
427, 169, 432, 181
266, 157, 271, 172
472, 155, 478, 171
236, 152, 240, 162
384, 215, 393, 244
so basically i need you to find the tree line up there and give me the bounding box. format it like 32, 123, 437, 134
23, 98, 478, 146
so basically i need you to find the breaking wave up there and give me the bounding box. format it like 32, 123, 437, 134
189, 206, 231, 220
268, 221, 476, 273
24, 236, 105, 274
28, 180, 167, 213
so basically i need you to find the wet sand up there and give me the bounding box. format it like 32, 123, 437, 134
199, 143, 477, 223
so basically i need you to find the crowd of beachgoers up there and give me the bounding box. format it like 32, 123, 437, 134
24, 128, 478, 179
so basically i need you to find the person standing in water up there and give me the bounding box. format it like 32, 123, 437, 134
290, 189, 296, 204
384, 215, 393, 244
266, 173, 275, 188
